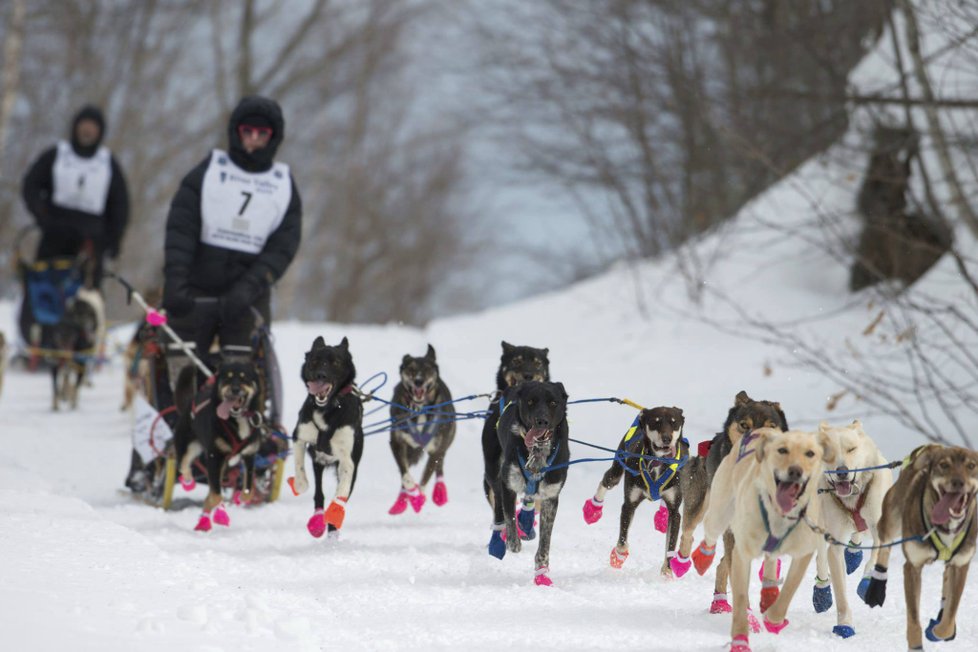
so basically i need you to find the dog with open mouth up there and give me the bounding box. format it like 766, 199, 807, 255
582, 406, 706, 576
861, 444, 978, 650
387, 344, 456, 514
694, 427, 833, 652
810, 420, 893, 638
173, 358, 263, 531
682, 391, 790, 615
289, 336, 364, 540
483, 380, 569, 586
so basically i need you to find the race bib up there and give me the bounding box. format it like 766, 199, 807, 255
200, 149, 292, 254
51, 140, 112, 214
131, 393, 173, 463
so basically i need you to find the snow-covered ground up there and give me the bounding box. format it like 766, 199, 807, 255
3, 5, 978, 651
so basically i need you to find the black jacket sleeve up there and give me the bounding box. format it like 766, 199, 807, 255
163, 158, 209, 290
104, 156, 130, 258
21, 147, 58, 227
230, 173, 303, 302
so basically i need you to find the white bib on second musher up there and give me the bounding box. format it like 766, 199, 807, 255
51, 140, 112, 215
200, 149, 292, 255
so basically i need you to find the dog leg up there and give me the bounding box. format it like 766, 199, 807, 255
419, 451, 443, 490
763, 552, 811, 633
812, 538, 833, 614
612, 486, 641, 569
827, 543, 855, 637
759, 554, 781, 612
534, 496, 558, 586
903, 560, 924, 650
390, 436, 417, 490
51, 367, 59, 411
304, 460, 328, 538
862, 490, 898, 607
502, 484, 521, 553
661, 500, 681, 577
674, 490, 706, 576
729, 546, 753, 645
714, 530, 734, 596
928, 563, 967, 642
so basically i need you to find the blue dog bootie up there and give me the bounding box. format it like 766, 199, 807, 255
812, 576, 833, 613
856, 576, 871, 602
832, 625, 856, 639
926, 603, 956, 642
844, 540, 864, 575
488, 526, 506, 560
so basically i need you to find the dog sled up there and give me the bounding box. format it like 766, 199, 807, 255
118, 279, 287, 510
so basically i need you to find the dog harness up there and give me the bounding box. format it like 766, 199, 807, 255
758, 496, 807, 554
829, 475, 873, 533
616, 415, 689, 500
405, 417, 437, 447
517, 443, 561, 496
736, 430, 760, 463
921, 498, 974, 563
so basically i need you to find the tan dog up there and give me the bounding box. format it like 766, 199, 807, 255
811, 420, 893, 638
862, 444, 978, 650
693, 427, 832, 652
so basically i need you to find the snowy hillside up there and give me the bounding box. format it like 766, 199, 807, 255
2, 5, 977, 652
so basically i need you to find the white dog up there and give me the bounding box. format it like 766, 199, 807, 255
811, 420, 893, 637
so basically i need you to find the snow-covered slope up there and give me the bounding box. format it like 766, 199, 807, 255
2, 4, 977, 651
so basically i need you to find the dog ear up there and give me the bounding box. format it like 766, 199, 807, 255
818, 421, 830, 433
339, 336, 349, 350
502, 341, 514, 354
425, 344, 436, 361
542, 348, 550, 358
819, 431, 837, 466
553, 381, 568, 402
735, 390, 751, 406
402, 354, 412, 366
312, 336, 326, 350
753, 428, 773, 463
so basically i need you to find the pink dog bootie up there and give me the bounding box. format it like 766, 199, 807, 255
408, 489, 426, 513
710, 592, 733, 614
194, 510, 212, 532
432, 479, 448, 506
610, 547, 629, 569
307, 508, 326, 538
213, 504, 230, 527
653, 504, 669, 533
763, 617, 789, 634
179, 475, 196, 492
534, 565, 553, 587
729, 634, 751, 652
670, 553, 693, 578
388, 489, 410, 515
582, 497, 604, 524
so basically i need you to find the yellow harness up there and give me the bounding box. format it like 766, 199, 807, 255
623, 419, 684, 500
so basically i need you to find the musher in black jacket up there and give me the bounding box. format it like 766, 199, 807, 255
21, 105, 130, 287
161, 95, 302, 369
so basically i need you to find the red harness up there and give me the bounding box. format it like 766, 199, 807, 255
832, 484, 870, 533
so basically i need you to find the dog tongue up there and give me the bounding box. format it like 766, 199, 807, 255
217, 399, 233, 420
525, 427, 551, 446
932, 492, 966, 526
834, 481, 853, 497
776, 482, 801, 513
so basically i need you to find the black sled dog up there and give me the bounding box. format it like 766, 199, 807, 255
388, 344, 456, 515
173, 358, 263, 531
49, 293, 100, 411
289, 336, 364, 540
484, 379, 570, 586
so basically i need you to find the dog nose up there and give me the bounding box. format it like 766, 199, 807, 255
523, 373, 535, 381
786, 466, 803, 483
950, 477, 965, 492
534, 417, 550, 428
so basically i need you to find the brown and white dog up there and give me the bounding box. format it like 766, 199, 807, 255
811, 420, 892, 638
693, 427, 833, 652
862, 444, 978, 650
583, 406, 706, 576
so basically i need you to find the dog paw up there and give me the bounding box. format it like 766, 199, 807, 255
670, 554, 692, 578
832, 625, 856, 639
691, 541, 716, 575
653, 505, 669, 533
506, 532, 522, 553
582, 497, 603, 524
179, 475, 196, 492
856, 577, 870, 602
763, 616, 788, 635
324, 498, 347, 529
432, 480, 448, 506
709, 595, 732, 614
388, 490, 410, 515
926, 611, 955, 642
307, 509, 326, 538
517, 507, 536, 540
213, 504, 230, 527
609, 547, 629, 569
759, 586, 779, 613
289, 472, 309, 496
812, 581, 833, 613
488, 529, 506, 560
194, 513, 212, 532
861, 566, 887, 607
534, 566, 553, 587
844, 545, 864, 575
729, 634, 751, 652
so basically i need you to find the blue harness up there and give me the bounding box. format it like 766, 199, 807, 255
517, 443, 562, 496
617, 415, 688, 501
404, 414, 437, 447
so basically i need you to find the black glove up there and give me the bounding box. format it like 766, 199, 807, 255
162, 280, 194, 318
219, 278, 260, 323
